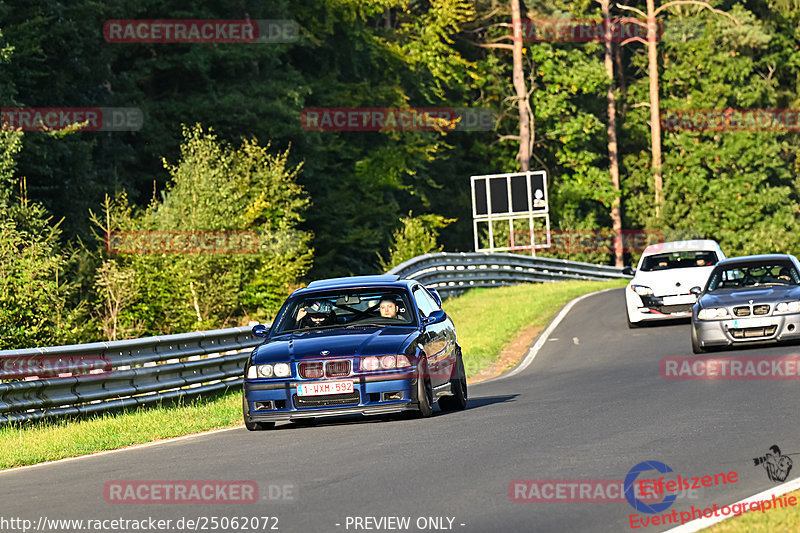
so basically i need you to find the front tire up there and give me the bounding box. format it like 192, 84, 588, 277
438, 350, 467, 411
691, 325, 705, 354
243, 395, 275, 431
410, 362, 433, 418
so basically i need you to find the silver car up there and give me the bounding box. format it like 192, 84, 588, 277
690, 254, 800, 353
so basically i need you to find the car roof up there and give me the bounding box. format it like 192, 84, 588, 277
715, 254, 799, 267
641, 239, 722, 257
298, 275, 413, 294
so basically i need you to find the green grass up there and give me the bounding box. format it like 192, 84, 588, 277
0, 393, 243, 470
0, 279, 626, 470
704, 489, 800, 532
443, 279, 628, 377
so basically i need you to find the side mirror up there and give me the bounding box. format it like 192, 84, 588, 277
252, 324, 270, 338
622, 266, 635, 276
422, 309, 447, 326
690, 286, 702, 296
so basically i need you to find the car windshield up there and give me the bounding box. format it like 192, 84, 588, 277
273, 288, 416, 333
640, 251, 718, 272
706, 261, 800, 291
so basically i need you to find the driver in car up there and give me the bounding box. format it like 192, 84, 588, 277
379, 295, 401, 319
296, 301, 336, 328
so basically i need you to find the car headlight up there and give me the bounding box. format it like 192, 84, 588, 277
361, 355, 413, 371
631, 284, 653, 296
247, 364, 275, 379
698, 308, 730, 320
273, 363, 291, 377
775, 301, 800, 314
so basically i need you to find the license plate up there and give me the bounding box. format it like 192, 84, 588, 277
663, 294, 696, 305
297, 381, 354, 396
730, 317, 776, 329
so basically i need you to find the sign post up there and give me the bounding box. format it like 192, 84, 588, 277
470, 170, 551, 255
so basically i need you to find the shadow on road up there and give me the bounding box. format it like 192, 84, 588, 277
459, 394, 518, 411
631, 317, 691, 328
266, 394, 519, 430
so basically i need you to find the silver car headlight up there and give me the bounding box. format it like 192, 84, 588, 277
697, 308, 730, 320
775, 301, 800, 314
273, 363, 291, 377
631, 284, 653, 296
247, 364, 275, 378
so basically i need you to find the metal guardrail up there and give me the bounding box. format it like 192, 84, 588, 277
0, 326, 265, 424
387, 252, 631, 296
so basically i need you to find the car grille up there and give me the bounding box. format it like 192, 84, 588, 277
299, 361, 323, 379
753, 304, 770, 315
730, 326, 777, 339
325, 360, 351, 377
293, 392, 360, 408
733, 306, 750, 317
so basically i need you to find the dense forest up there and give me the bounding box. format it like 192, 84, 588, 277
1, 0, 799, 348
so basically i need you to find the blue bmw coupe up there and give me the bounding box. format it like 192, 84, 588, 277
242, 275, 467, 430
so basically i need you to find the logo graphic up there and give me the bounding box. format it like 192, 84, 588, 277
753, 445, 794, 482
624, 461, 678, 514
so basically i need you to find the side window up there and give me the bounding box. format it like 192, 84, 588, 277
423, 288, 442, 310
413, 287, 439, 317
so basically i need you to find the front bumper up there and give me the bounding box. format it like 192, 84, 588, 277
626, 291, 696, 322
694, 314, 800, 348
244, 373, 416, 423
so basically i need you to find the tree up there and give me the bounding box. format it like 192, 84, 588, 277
598, 0, 624, 266
378, 212, 454, 271
93, 125, 314, 337
616, 0, 739, 218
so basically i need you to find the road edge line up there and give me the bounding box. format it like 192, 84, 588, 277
0, 425, 243, 475
475, 287, 621, 386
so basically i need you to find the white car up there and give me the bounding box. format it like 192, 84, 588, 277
624, 240, 726, 328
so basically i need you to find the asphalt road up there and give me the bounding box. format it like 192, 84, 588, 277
4, 287, 800, 533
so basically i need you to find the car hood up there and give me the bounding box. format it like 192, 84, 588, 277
699, 286, 800, 308
253, 326, 418, 363
630, 267, 715, 296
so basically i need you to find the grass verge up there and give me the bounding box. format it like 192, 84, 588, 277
0, 279, 626, 470
704, 488, 800, 532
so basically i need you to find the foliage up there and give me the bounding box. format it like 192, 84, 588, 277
0, 134, 89, 348
2, 0, 800, 347
378, 211, 454, 271
91, 125, 313, 338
